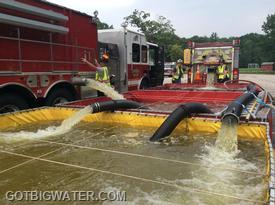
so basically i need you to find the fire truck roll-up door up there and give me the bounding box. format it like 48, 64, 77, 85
0, 0, 68, 33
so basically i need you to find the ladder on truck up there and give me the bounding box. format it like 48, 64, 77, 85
241, 91, 267, 120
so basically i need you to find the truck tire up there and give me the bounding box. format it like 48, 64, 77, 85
0, 94, 29, 114
45, 88, 75, 106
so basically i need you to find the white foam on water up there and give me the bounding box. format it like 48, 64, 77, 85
86, 79, 124, 100
0, 105, 92, 142
165, 143, 265, 204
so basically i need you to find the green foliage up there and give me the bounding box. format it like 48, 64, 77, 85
210, 32, 218, 41
93, 10, 113, 30
124, 10, 175, 43
239, 33, 265, 67
168, 44, 183, 61
97, 21, 113, 30
124, 10, 181, 61
239, 68, 275, 74
261, 14, 275, 62
262, 14, 275, 35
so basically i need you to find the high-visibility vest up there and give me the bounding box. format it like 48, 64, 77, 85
95, 66, 110, 86
217, 65, 226, 79
172, 65, 184, 80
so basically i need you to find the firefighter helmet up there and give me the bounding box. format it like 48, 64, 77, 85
102, 53, 109, 61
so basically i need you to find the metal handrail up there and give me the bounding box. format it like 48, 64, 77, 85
0, 35, 95, 51
0, 59, 85, 64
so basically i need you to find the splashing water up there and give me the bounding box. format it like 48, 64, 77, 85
215, 116, 239, 153
0, 105, 92, 141
86, 79, 124, 100
0, 79, 124, 141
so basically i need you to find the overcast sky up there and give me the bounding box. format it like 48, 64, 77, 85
47, 0, 275, 38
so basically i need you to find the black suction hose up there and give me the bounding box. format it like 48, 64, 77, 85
91, 100, 143, 113
222, 84, 260, 123
150, 102, 212, 142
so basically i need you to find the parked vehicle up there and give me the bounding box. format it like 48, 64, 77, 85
98, 29, 164, 91
184, 40, 240, 82
164, 62, 175, 77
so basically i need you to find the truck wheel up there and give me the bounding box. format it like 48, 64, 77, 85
45, 88, 75, 106
0, 94, 29, 114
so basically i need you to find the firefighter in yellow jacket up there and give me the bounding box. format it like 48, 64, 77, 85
172, 59, 184, 84
216, 60, 229, 83
81, 54, 110, 96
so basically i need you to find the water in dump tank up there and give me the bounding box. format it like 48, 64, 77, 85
0, 81, 268, 204
0, 122, 267, 205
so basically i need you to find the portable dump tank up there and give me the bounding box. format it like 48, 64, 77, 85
0, 106, 274, 204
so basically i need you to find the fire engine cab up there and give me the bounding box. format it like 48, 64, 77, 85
98, 29, 164, 92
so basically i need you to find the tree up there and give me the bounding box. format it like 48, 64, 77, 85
124, 10, 180, 61
262, 14, 275, 35
168, 44, 183, 61
97, 21, 113, 30
93, 10, 113, 30
210, 32, 218, 41
262, 13, 275, 62
124, 10, 175, 43
239, 33, 265, 67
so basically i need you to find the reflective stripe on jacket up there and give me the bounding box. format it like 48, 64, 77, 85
95, 66, 110, 86
217, 65, 226, 79
172, 65, 184, 80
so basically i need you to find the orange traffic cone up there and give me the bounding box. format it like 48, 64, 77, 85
195, 69, 202, 82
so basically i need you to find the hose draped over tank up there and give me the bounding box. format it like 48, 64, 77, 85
91, 100, 142, 113
221, 84, 260, 122
150, 102, 212, 142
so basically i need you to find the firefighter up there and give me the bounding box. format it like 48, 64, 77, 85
172, 59, 184, 84
216, 60, 227, 83
81, 54, 110, 96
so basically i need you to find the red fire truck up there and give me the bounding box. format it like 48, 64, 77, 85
98, 29, 164, 92
184, 40, 240, 83
0, 0, 164, 113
